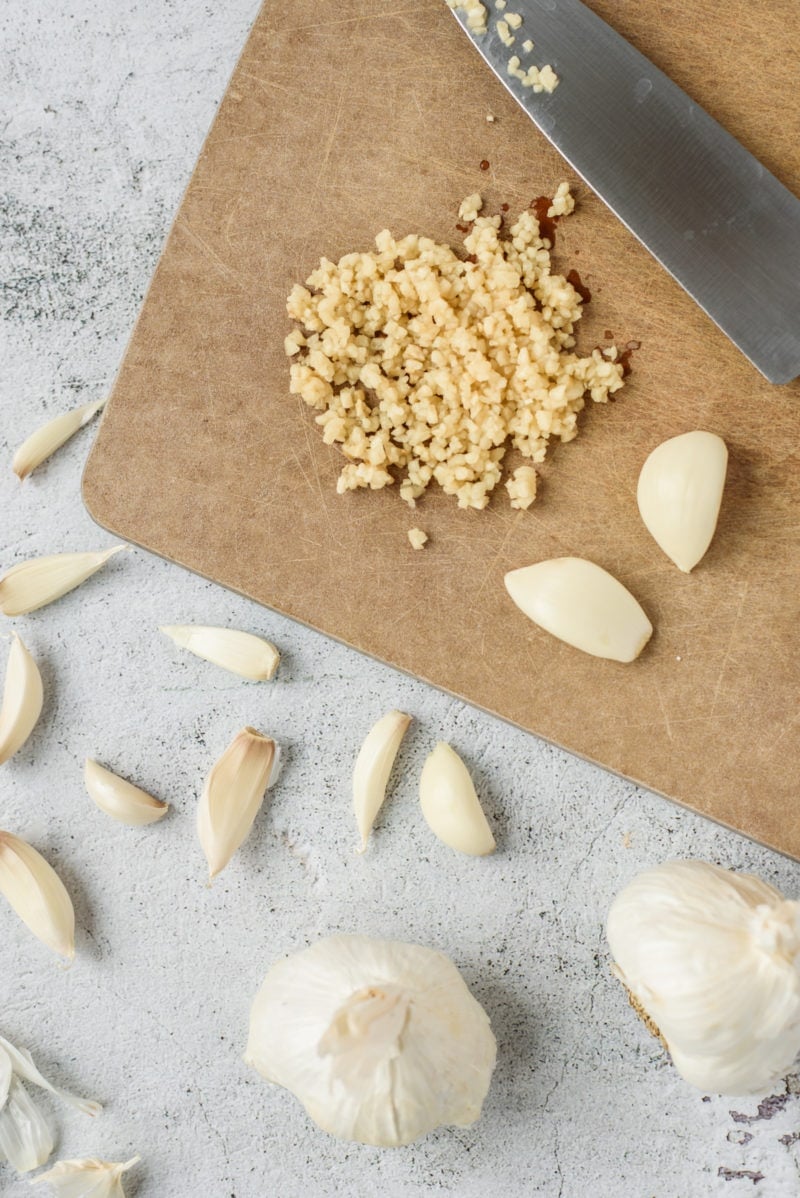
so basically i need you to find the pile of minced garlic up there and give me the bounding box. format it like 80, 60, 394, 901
285, 188, 625, 512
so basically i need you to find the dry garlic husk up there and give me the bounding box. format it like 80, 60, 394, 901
0, 546, 128, 617
33, 1156, 139, 1196
160, 625, 280, 681
197, 727, 278, 879
637, 430, 728, 572
505, 557, 653, 662
0, 831, 75, 959
0, 1034, 100, 1174
607, 860, 800, 1095
353, 710, 411, 852
0, 635, 44, 765
245, 934, 496, 1146
419, 743, 495, 857
84, 760, 168, 826
12, 399, 106, 482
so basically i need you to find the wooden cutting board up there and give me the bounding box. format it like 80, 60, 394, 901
83, 0, 800, 857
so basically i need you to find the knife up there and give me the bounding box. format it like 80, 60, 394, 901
447, 0, 800, 384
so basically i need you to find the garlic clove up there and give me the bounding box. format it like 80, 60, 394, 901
0, 546, 128, 617
197, 727, 278, 879
0, 635, 44, 766
504, 557, 653, 662
0, 831, 75, 959
353, 710, 412, 852
419, 742, 495, 857
160, 624, 280, 680
32, 1156, 139, 1196
637, 430, 728, 572
12, 399, 106, 482
84, 760, 168, 826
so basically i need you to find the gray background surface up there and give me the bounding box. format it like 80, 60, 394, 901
1, 2, 799, 1195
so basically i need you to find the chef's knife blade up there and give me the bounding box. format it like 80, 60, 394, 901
447, 0, 800, 384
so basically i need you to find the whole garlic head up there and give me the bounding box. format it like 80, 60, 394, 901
245, 934, 496, 1146
607, 860, 800, 1095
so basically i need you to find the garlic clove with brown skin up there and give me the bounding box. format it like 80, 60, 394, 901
0, 830, 76, 959
637, 430, 728, 572
353, 710, 412, 852
0, 546, 129, 617
0, 634, 44, 765
84, 759, 168, 826
419, 742, 495, 856
197, 727, 279, 879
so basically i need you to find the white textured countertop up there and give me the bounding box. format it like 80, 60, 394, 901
2, 3, 800, 1195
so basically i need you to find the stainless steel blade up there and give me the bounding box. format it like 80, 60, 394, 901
448, 0, 800, 383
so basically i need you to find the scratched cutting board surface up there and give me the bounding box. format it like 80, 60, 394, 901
83, 0, 800, 857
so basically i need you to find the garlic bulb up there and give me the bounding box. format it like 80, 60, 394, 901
0, 1034, 100, 1174
0, 831, 75, 958
353, 710, 411, 852
419, 742, 495, 856
245, 934, 496, 1146
607, 860, 800, 1094
33, 1156, 139, 1196
0, 634, 44, 766
637, 431, 728, 572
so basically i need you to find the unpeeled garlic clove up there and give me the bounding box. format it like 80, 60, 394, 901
505, 557, 653, 662
84, 759, 168, 826
419, 742, 495, 857
160, 625, 280, 680
12, 398, 106, 482
637, 430, 728, 572
0, 546, 128, 617
0, 635, 44, 765
0, 830, 75, 958
32, 1156, 140, 1196
353, 710, 412, 852
197, 727, 278, 879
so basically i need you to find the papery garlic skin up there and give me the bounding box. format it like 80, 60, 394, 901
245, 935, 496, 1146
0, 546, 128, 617
0, 831, 75, 959
419, 743, 495, 856
12, 399, 106, 482
33, 1155, 139, 1196
505, 557, 652, 662
160, 625, 280, 681
0, 635, 44, 765
197, 727, 278, 879
84, 760, 168, 826
607, 860, 800, 1095
0, 1035, 100, 1174
353, 710, 411, 852
637, 431, 728, 572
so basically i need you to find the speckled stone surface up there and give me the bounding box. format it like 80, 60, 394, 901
2, 3, 800, 1195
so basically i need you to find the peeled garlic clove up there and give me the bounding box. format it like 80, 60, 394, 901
0, 635, 44, 765
0, 831, 75, 959
84, 760, 168, 826
32, 1156, 140, 1196
197, 727, 278, 879
160, 624, 280, 680
245, 934, 496, 1146
637, 430, 728, 572
419, 742, 495, 857
12, 399, 106, 482
505, 557, 652, 663
0, 546, 128, 617
607, 860, 800, 1095
353, 710, 411, 852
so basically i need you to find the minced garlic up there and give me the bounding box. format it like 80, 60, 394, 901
458, 192, 484, 222
285, 189, 624, 512
408, 528, 429, 550
547, 182, 576, 218
505, 466, 538, 510
446, 0, 488, 35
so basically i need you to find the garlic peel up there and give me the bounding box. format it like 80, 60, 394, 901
0, 546, 128, 617
160, 625, 280, 681
0, 635, 44, 765
505, 557, 652, 662
353, 710, 412, 852
12, 399, 106, 482
32, 1156, 139, 1196
246, 934, 496, 1146
637, 430, 728, 572
197, 727, 277, 879
419, 742, 495, 856
84, 760, 168, 826
0, 831, 75, 958
607, 860, 800, 1094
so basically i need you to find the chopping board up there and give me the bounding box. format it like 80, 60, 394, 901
83, 0, 800, 857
